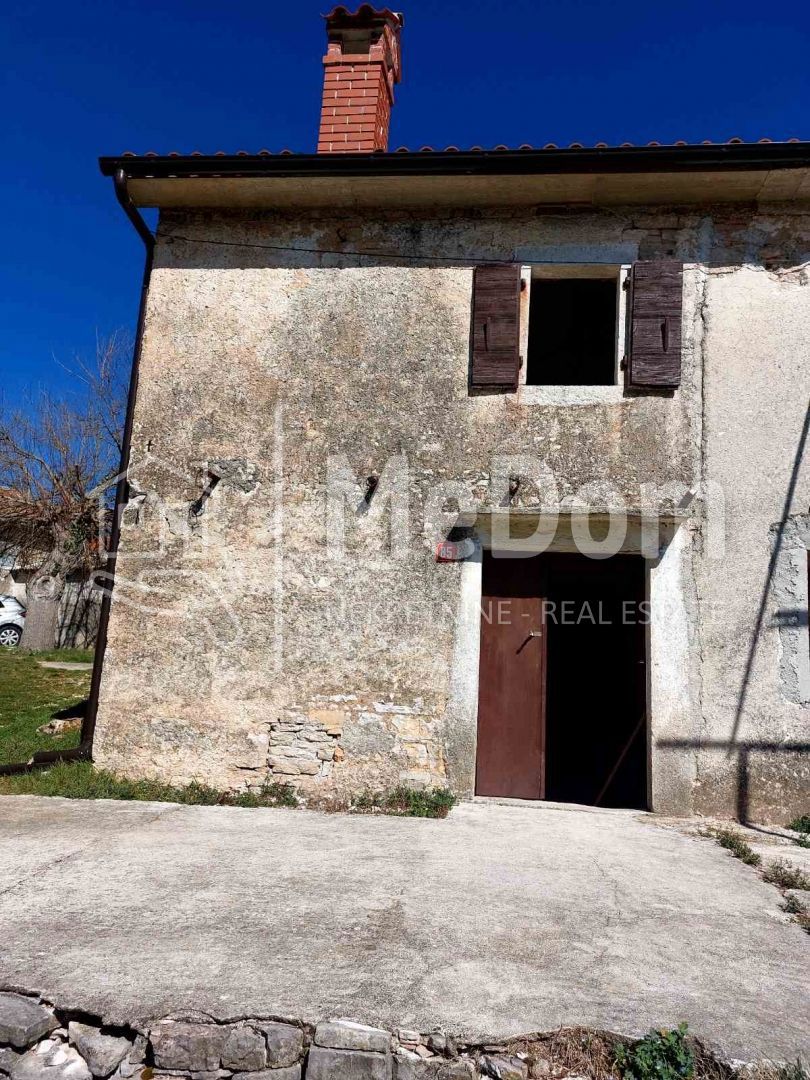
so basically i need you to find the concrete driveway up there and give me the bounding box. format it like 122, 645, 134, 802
0, 796, 807, 1063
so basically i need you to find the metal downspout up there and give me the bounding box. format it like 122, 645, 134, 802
80, 169, 155, 754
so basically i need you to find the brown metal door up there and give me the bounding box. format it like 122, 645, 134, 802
475, 552, 547, 799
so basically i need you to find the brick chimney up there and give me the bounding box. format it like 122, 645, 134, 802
317, 6, 404, 154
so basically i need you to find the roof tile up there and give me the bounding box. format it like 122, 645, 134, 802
115, 138, 805, 158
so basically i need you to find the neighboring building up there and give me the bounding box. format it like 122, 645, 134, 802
0, 560, 101, 649
93, 7, 810, 821
0, 565, 100, 648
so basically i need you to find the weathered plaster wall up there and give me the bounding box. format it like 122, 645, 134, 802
93, 202, 809, 819
694, 218, 810, 821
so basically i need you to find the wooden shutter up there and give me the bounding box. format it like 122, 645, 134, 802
471, 264, 522, 391
627, 260, 683, 388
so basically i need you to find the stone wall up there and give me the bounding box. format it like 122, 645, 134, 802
269, 697, 444, 791
91, 200, 810, 819
0, 993, 767, 1080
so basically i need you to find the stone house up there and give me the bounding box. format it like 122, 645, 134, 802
91, 6, 810, 821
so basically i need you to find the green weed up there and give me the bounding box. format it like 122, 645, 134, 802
615, 1024, 694, 1080
762, 860, 810, 891
782, 894, 806, 915
353, 785, 457, 818
710, 828, 762, 866
780, 894, 810, 934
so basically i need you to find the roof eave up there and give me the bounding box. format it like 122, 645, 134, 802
99, 142, 810, 181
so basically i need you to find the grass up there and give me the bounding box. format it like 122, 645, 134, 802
352, 785, 457, 818
22, 648, 95, 664
0, 764, 456, 819
761, 859, 810, 891
705, 827, 762, 866
0, 648, 93, 766
0, 761, 298, 806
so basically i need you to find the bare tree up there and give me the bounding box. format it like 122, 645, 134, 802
0, 333, 129, 650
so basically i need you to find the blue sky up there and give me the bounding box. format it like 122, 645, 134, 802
2, 0, 808, 410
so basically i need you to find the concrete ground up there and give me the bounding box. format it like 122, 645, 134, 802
0, 797, 807, 1063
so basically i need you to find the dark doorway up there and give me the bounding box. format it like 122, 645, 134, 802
476, 551, 648, 809
544, 554, 648, 809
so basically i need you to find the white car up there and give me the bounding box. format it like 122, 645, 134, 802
0, 595, 25, 647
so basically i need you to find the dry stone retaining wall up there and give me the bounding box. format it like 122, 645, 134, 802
0, 997, 517, 1080
0, 991, 767, 1080
0, 993, 557, 1080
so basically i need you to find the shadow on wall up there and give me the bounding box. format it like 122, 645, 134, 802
730, 402, 809, 744
657, 738, 810, 823
57, 580, 102, 649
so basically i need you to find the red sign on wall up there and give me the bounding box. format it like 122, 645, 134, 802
435, 538, 476, 563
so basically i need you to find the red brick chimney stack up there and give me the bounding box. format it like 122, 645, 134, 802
318, 6, 404, 154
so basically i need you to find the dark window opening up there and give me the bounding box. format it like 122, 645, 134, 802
526, 278, 618, 386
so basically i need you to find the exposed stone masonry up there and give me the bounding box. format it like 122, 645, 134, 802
265, 696, 446, 791
0, 991, 792, 1080
0, 996, 540, 1080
